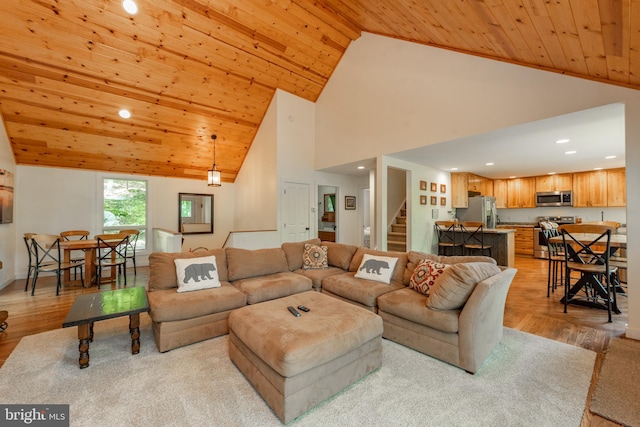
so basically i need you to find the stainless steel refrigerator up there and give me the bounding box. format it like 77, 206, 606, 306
457, 196, 497, 228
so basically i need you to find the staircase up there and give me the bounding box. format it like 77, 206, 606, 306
387, 203, 407, 252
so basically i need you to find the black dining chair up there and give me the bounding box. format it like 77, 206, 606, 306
561, 228, 618, 322
539, 226, 565, 297
30, 234, 84, 296
460, 221, 492, 257
60, 230, 90, 280
94, 233, 129, 288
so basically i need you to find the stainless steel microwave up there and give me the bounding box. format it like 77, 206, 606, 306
535, 191, 573, 207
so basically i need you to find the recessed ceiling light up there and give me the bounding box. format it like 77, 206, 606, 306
118, 109, 131, 119
450, 167, 458, 171
509, 176, 516, 179
357, 166, 365, 170
605, 155, 616, 159
122, 0, 138, 14
485, 162, 494, 166
548, 172, 556, 175
556, 139, 570, 144
565, 150, 576, 155
594, 167, 603, 170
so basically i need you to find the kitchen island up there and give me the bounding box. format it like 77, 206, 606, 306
440, 227, 516, 267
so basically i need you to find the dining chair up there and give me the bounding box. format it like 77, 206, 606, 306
23, 232, 38, 292
459, 221, 492, 257
434, 221, 462, 256
60, 230, 90, 280
94, 233, 129, 288
118, 229, 140, 275
540, 227, 565, 297
30, 234, 85, 296
561, 228, 618, 322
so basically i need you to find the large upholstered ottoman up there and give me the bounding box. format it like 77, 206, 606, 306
228, 291, 383, 423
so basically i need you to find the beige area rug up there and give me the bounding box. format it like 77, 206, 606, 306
0, 315, 595, 426
591, 337, 640, 426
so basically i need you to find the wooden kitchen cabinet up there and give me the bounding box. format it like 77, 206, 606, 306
451, 172, 493, 208
493, 179, 507, 208
513, 227, 534, 256
451, 173, 469, 208
607, 168, 626, 207
535, 173, 572, 192
573, 170, 608, 207
506, 177, 535, 208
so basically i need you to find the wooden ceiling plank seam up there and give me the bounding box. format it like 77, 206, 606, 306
520, 0, 572, 70
629, 0, 640, 85
482, 0, 547, 66
495, 0, 556, 69
599, 0, 631, 83
568, 0, 609, 79
291, 0, 362, 41
543, 0, 591, 75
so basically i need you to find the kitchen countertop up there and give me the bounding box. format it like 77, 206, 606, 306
496, 223, 537, 228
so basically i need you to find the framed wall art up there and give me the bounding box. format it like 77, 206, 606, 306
430, 196, 437, 205
0, 169, 14, 224
420, 180, 427, 191
345, 196, 356, 210
430, 182, 437, 192
440, 184, 446, 193
420, 195, 427, 205
440, 197, 447, 206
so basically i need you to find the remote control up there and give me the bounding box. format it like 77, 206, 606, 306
297, 305, 310, 312
287, 306, 301, 317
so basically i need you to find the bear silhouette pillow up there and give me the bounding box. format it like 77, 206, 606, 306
174, 255, 221, 293
354, 254, 398, 284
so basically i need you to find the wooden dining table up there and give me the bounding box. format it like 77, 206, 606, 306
59, 238, 121, 287
549, 232, 627, 314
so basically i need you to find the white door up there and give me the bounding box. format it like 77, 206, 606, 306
282, 182, 310, 242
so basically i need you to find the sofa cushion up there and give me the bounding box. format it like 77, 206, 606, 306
321, 272, 404, 308
403, 251, 496, 285
427, 262, 502, 310
302, 243, 328, 269
148, 249, 227, 291
377, 288, 460, 334
147, 283, 247, 322
232, 272, 313, 304
409, 259, 448, 296
294, 266, 345, 290
349, 247, 408, 285
322, 242, 358, 270
174, 255, 221, 292
354, 254, 398, 284
226, 247, 289, 281
281, 238, 322, 271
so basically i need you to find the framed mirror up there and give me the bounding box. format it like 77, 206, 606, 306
179, 193, 213, 234
324, 193, 336, 213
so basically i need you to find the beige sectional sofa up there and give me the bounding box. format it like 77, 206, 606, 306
147, 239, 517, 373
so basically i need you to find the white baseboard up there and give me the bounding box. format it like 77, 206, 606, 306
625, 325, 640, 341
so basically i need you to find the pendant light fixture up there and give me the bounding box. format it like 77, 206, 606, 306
207, 134, 222, 187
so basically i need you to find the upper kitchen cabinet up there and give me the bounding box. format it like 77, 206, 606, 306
451, 172, 493, 208
451, 173, 470, 208
573, 170, 608, 207
506, 177, 536, 208
535, 174, 572, 192
573, 171, 607, 208
493, 179, 507, 208
606, 168, 626, 207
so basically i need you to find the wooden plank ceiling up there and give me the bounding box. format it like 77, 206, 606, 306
1, 0, 638, 182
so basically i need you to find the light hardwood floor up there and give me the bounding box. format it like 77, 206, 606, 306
0, 256, 628, 426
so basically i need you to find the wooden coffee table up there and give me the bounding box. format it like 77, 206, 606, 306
62, 286, 149, 368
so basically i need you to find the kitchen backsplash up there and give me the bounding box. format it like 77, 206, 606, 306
496, 206, 626, 226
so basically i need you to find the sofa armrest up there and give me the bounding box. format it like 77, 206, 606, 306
457, 267, 517, 373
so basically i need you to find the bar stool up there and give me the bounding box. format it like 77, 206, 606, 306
434, 221, 462, 256
460, 221, 492, 257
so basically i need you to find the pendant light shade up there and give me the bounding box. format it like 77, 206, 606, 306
208, 134, 222, 187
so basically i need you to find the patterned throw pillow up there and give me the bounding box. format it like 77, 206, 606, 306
354, 254, 398, 284
174, 255, 221, 293
409, 259, 448, 296
302, 243, 328, 269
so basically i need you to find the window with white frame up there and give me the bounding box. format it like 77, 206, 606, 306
103, 178, 148, 250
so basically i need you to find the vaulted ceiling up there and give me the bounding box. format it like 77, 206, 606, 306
1, 0, 638, 182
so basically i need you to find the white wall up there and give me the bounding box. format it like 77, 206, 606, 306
0, 120, 16, 288
315, 31, 640, 339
